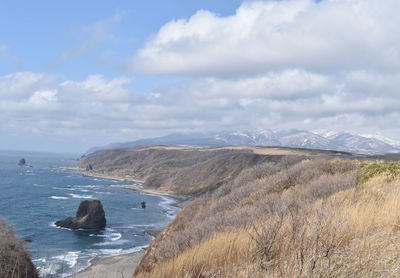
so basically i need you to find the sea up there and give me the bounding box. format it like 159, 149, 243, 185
0, 150, 179, 277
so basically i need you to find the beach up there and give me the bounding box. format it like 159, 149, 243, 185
68, 250, 145, 278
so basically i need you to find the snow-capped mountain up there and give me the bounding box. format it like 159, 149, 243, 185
360, 133, 400, 148
213, 130, 400, 154
85, 130, 400, 155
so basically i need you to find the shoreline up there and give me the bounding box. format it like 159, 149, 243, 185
121, 185, 191, 208
68, 250, 145, 278
59, 166, 192, 207
60, 167, 187, 278
57, 166, 146, 183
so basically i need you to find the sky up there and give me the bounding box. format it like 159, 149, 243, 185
1, 0, 400, 153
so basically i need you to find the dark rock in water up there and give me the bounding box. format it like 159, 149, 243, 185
18, 158, 26, 166
141, 201, 146, 208
55, 200, 106, 230
86, 164, 93, 171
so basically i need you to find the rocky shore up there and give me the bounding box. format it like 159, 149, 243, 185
58, 167, 186, 278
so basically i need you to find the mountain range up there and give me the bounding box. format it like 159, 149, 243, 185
86, 130, 400, 155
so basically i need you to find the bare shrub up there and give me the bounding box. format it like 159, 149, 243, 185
135, 158, 364, 277
0, 219, 38, 278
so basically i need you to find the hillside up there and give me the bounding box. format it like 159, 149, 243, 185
80, 146, 352, 195
133, 158, 400, 277
80, 146, 400, 277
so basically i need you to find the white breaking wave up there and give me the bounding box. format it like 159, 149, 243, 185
68, 193, 94, 199
49, 196, 69, 200
157, 196, 179, 219
95, 191, 111, 194
52, 251, 80, 268
89, 232, 122, 241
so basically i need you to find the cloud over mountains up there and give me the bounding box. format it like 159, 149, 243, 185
1, 0, 400, 151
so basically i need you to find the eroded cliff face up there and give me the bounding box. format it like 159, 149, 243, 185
0, 219, 39, 278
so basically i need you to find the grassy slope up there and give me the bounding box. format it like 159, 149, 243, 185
83, 146, 400, 277
134, 158, 400, 277
80, 146, 351, 195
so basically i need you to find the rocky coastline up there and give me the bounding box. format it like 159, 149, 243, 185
59, 167, 185, 278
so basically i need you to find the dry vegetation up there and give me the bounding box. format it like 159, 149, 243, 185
134, 157, 400, 278
0, 219, 38, 278
82, 146, 400, 277
81, 146, 350, 195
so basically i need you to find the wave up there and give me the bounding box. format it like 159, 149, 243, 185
95, 191, 111, 194
52, 186, 77, 191
76, 185, 98, 188
89, 232, 122, 241
49, 196, 69, 200
93, 239, 129, 247
49, 222, 73, 231
120, 244, 148, 254
158, 196, 179, 219
52, 251, 80, 268
36, 251, 82, 277
68, 193, 94, 199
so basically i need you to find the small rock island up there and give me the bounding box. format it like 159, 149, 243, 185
55, 200, 106, 230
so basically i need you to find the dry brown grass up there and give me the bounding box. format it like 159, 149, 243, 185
144, 230, 253, 278
134, 159, 400, 278
0, 219, 38, 278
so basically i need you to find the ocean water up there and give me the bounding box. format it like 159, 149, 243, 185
0, 151, 179, 277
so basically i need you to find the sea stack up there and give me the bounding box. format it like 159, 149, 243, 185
85, 164, 93, 171
55, 200, 106, 230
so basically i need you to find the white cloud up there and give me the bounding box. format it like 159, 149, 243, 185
1, 66, 400, 152
129, 0, 400, 77
0, 72, 59, 100
27, 90, 58, 108
3, 0, 400, 151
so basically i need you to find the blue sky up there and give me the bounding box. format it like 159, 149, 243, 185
1, 0, 400, 152
0, 0, 242, 91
